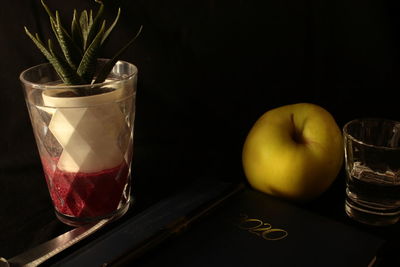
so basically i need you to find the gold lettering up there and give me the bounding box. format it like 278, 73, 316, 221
261, 228, 288, 241
248, 223, 272, 237
238, 218, 264, 230
237, 214, 288, 241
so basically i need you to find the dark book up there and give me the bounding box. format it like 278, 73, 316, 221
49, 180, 383, 267
132, 184, 384, 267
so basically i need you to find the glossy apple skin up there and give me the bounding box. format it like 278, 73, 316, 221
242, 103, 344, 202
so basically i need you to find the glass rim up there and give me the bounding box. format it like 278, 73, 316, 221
343, 118, 400, 150
19, 59, 138, 89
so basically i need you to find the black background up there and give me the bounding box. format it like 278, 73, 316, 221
1, 0, 400, 264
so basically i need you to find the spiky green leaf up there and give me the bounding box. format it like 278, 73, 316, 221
102, 7, 121, 44
42, 0, 82, 54
86, 2, 104, 50
80, 10, 89, 48
71, 9, 83, 50
24, 27, 84, 85
47, 38, 79, 79
52, 11, 83, 70
95, 25, 143, 84
41, 0, 55, 20
47, 38, 57, 57
77, 21, 105, 83
89, 10, 93, 29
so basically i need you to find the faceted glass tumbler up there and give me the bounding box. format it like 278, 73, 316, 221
344, 118, 400, 226
20, 59, 137, 226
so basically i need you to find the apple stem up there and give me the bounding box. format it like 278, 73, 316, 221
290, 113, 307, 144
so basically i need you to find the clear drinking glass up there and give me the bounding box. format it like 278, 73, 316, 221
20, 59, 138, 226
344, 118, 400, 226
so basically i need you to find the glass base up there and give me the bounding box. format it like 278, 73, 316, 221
55, 197, 133, 227
345, 198, 400, 226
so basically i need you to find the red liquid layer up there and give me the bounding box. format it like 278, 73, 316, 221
42, 159, 129, 218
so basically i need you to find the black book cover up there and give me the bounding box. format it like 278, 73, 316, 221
133, 185, 384, 267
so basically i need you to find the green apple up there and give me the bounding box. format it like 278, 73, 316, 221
242, 103, 344, 202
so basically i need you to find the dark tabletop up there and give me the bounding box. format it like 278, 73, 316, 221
1, 0, 400, 265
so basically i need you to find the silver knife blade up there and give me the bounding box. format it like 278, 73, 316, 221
2, 219, 109, 267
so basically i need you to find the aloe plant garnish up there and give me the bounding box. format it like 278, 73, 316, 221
24, 0, 142, 95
